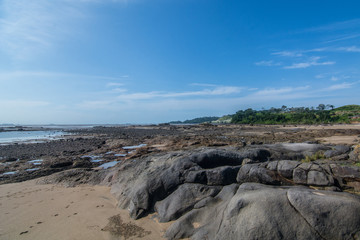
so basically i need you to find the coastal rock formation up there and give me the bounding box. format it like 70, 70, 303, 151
99, 143, 360, 239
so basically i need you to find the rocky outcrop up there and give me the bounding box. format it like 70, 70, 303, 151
100, 144, 360, 239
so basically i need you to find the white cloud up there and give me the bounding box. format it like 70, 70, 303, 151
325, 34, 360, 43
112, 86, 243, 101
106, 82, 125, 87
255, 60, 282, 67
254, 86, 310, 96
272, 51, 302, 57
325, 82, 356, 91
284, 56, 335, 69
337, 46, 360, 53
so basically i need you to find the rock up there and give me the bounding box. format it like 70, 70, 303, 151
184, 170, 207, 184
330, 164, 360, 179
72, 159, 92, 168
49, 160, 73, 168
261, 143, 330, 160
190, 148, 270, 169
287, 187, 360, 240
6, 157, 17, 162
154, 183, 221, 222
206, 166, 240, 185
266, 160, 278, 171
307, 170, 334, 186
277, 160, 300, 178
237, 164, 279, 185
110, 148, 273, 220
324, 145, 350, 158
166, 183, 360, 240
293, 167, 307, 185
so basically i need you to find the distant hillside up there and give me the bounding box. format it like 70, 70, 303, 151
333, 105, 360, 112
168, 104, 360, 125
169, 116, 219, 124
231, 104, 360, 124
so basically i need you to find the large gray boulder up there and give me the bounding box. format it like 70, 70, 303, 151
166, 183, 360, 240
154, 183, 221, 222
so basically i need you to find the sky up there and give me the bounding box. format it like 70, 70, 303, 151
0, 0, 360, 124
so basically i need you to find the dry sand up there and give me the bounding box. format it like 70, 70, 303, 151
0, 180, 168, 240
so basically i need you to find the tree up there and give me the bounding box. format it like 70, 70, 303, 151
317, 104, 326, 111
326, 104, 335, 110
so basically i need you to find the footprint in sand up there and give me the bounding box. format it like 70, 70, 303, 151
37, 222, 43, 224
54, 214, 59, 217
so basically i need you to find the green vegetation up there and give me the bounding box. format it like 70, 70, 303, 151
170, 116, 219, 124
333, 105, 360, 112
231, 104, 360, 125
302, 151, 326, 163
168, 104, 360, 125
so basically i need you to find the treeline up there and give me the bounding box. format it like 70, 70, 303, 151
231, 104, 357, 124
170, 116, 219, 124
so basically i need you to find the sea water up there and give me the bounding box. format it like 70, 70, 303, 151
99, 161, 120, 169
0, 131, 65, 144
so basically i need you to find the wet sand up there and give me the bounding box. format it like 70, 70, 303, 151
0, 180, 168, 240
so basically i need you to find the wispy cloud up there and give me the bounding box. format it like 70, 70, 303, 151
315, 72, 351, 82
324, 34, 360, 43
255, 60, 282, 67
106, 82, 125, 87
324, 82, 357, 91
301, 18, 360, 33
115, 86, 243, 101
337, 46, 360, 53
272, 51, 303, 57
284, 56, 335, 69
254, 86, 310, 96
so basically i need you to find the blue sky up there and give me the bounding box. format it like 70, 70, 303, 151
0, 0, 360, 124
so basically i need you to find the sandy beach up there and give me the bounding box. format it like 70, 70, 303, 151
0, 180, 168, 240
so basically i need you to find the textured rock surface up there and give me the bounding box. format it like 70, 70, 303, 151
166, 183, 360, 240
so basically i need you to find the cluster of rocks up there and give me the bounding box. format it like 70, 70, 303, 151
97, 143, 360, 239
